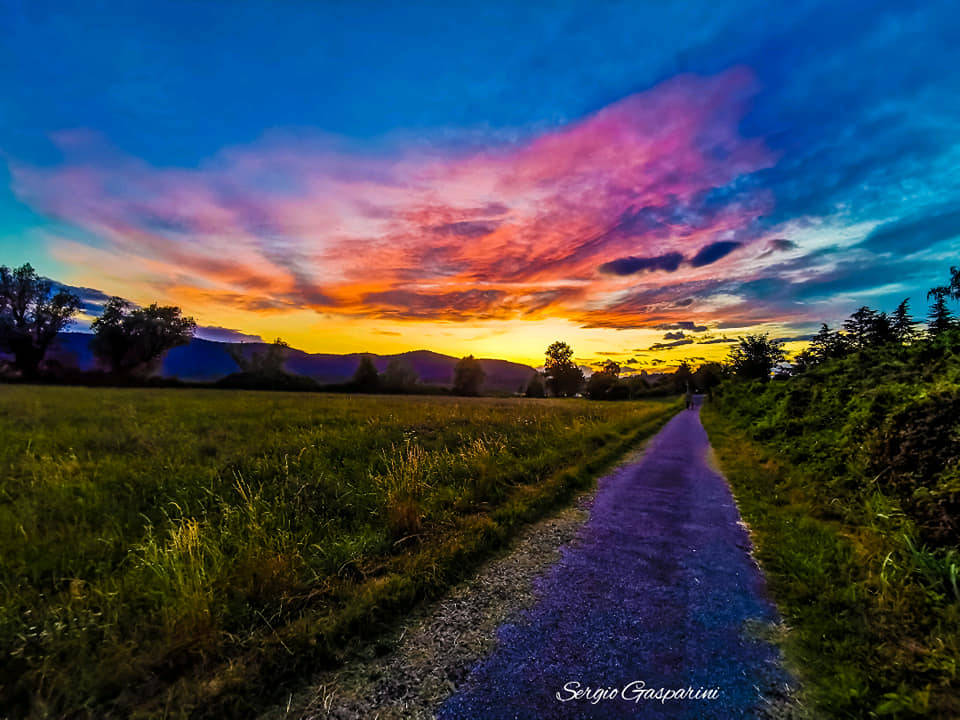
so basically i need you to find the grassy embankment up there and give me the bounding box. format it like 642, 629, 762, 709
703, 336, 960, 717
0, 386, 678, 718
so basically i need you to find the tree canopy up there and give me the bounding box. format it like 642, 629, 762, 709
544, 341, 584, 397
352, 355, 380, 392
91, 298, 196, 375
452, 355, 485, 395
727, 334, 785, 380
0, 263, 81, 377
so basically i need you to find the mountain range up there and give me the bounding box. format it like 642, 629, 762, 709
47, 333, 538, 393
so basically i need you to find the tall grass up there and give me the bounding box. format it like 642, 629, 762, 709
0, 386, 677, 717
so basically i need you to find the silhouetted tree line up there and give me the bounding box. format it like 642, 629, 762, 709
519, 341, 725, 401
0, 263, 494, 395
0, 264, 195, 382
725, 265, 960, 382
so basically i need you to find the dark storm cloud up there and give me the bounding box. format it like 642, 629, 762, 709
689, 241, 741, 267
598, 252, 684, 275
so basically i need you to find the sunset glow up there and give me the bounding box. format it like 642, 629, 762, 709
3, 2, 957, 368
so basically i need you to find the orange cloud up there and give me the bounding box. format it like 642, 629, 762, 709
10, 69, 782, 335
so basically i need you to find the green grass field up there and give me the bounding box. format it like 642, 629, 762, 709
0, 386, 678, 718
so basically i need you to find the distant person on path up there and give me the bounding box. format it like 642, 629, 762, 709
685, 386, 694, 410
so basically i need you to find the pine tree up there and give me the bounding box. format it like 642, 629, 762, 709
809, 323, 847, 361
890, 299, 918, 344
843, 306, 878, 349
927, 288, 955, 336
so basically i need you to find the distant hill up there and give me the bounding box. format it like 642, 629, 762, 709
47, 333, 537, 393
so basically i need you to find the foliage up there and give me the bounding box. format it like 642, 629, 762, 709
726, 333, 785, 379
808, 323, 849, 362
228, 337, 289, 374
703, 407, 960, 718
524, 372, 546, 398
90, 297, 196, 375
0, 263, 81, 377
692, 362, 725, 392
585, 369, 619, 400
927, 287, 955, 335
381, 357, 419, 392
672, 360, 693, 392
0, 387, 677, 717
351, 355, 380, 392
891, 299, 919, 344
543, 341, 584, 397
452, 355, 485, 396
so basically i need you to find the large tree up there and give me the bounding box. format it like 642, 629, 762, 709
843, 306, 879, 349
927, 288, 955, 336
381, 357, 419, 392
727, 334, 785, 380
90, 298, 196, 375
352, 355, 380, 392
524, 373, 546, 398
0, 263, 81, 377
673, 360, 694, 393
890, 299, 919, 344
808, 323, 849, 362
948, 265, 960, 300
544, 341, 584, 397
452, 355, 485, 395
586, 360, 622, 400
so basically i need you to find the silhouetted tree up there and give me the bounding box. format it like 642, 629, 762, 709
91, 298, 196, 375
791, 349, 815, 373
872, 311, 895, 345
948, 266, 960, 300
229, 337, 289, 374
809, 323, 848, 362
524, 373, 546, 398
891, 299, 919, 344
843, 306, 879, 350
544, 341, 584, 397
452, 355, 485, 395
599, 359, 621, 378
728, 334, 785, 380
352, 355, 380, 392
927, 288, 955, 336
381, 357, 419, 392
586, 360, 623, 400
0, 263, 81, 377
673, 360, 694, 393
692, 362, 725, 392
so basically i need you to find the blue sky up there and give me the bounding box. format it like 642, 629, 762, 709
2, 0, 959, 364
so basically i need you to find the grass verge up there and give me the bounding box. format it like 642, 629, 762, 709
702, 403, 960, 718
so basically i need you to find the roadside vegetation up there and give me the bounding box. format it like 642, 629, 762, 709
0, 387, 678, 718
704, 266, 960, 717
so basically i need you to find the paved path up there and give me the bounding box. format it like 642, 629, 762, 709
438, 398, 789, 719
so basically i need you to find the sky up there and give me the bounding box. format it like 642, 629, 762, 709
2, 0, 959, 370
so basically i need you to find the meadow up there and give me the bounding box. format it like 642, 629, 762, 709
0, 386, 678, 718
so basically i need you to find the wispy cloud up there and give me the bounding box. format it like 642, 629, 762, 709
9, 69, 779, 332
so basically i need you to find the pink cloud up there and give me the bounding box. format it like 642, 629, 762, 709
8, 68, 780, 328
